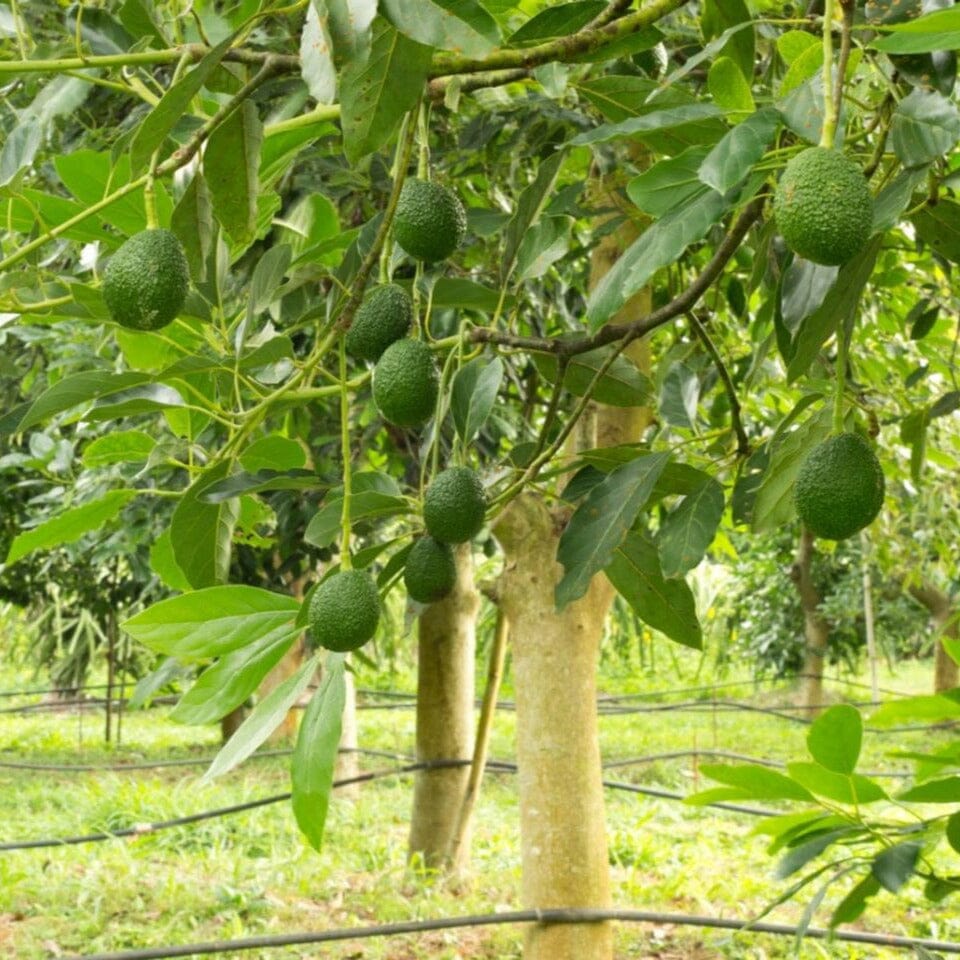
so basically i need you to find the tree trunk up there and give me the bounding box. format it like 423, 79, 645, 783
408, 542, 480, 873
908, 583, 960, 692
791, 528, 829, 713
220, 704, 246, 743
495, 498, 615, 960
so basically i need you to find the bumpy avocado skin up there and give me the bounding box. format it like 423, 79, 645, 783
346, 284, 414, 362
307, 569, 381, 652
404, 536, 457, 604
773, 148, 873, 266
372, 338, 439, 428
794, 432, 885, 540
102, 229, 190, 331
393, 179, 467, 263
423, 466, 487, 544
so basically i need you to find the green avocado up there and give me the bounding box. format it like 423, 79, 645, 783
307, 569, 381, 652
404, 536, 457, 604
102, 229, 190, 331
773, 148, 873, 266
372, 338, 439, 428
794, 432, 885, 540
346, 284, 414, 363
423, 466, 487, 544
393, 179, 467, 263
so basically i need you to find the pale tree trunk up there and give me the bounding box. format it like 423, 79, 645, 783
408, 543, 480, 872
220, 704, 245, 743
492, 189, 652, 960
790, 527, 829, 713
908, 583, 960, 692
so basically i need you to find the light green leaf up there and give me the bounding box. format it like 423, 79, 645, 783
311, 0, 376, 65
380, 0, 499, 56
292, 653, 347, 850
873, 8, 960, 53
149, 529, 192, 592
898, 776, 960, 803
5, 490, 137, 565
81, 430, 155, 468
122, 585, 300, 659
807, 704, 862, 774
700, 763, 815, 801
300, 3, 337, 104
14, 371, 149, 433
707, 56, 755, 114
502, 151, 565, 283
605, 531, 702, 649
203, 655, 318, 781
698, 107, 780, 194
787, 762, 888, 804
556, 453, 671, 608
239, 435, 307, 473
627, 146, 711, 218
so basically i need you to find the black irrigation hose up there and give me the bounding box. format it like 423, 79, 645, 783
63, 907, 960, 960
0, 756, 779, 852
0, 695, 177, 716
0, 682, 115, 700
0, 749, 294, 773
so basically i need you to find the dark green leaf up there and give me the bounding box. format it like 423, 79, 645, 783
205, 99, 262, 247
5, 490, 137, 565
556, 453, 671, 608
891, 89, 960, 168
452, 356, 503, 444
516, 215, 573, 280
657, 477, 725, 578
913, 198, 960, 263
659, 361, 699, 427
571, 105, 724, 147
627, 146, 712, 218
0, 118, 42, 191
776, 828, 858, 879
698, 107, 780, 194
170, 460, 240, 589
15, 371, 149, 433
947, 811, 960, 854
701, 0, 755, 83
118, 0, 167, 45
502, 152, 565, 282
429, 277, 515, 313
199, 470, 321, 503
780, 260, 838, 332
380, 0, 498, 56
171, 172, 213, 283
807, 705, 863, 775
874, 166, 928, 232
239, 435, 308, 473
874, 8, 960, 53
203, 656, 318, 781
292, 654, 347, 850
130, 33, 235, 172
122, 585, 300, 659
534, 348, 652, 408
830, 873, 881, 927
171, 624, 300, 724
872, 842, 922, 893
605, 531, 702, 649
340, 17, 433, 164
509, 2, 603, 44
86, 384, 187, 421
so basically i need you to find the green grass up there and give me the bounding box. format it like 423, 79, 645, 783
0, 654, 957, 959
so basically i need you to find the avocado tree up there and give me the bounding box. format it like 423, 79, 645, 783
4, 1, 960, 957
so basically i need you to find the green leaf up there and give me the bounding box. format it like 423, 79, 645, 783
912, 198, 960, 263
898, 776, 960, 802
305, 473, 408, 549
605, 531, 702, 649
657, 477, 725, 578
874, 8, 960, 53
777, 30, 819, 65
149, 529, 192, 592
205, 99, 262, 247
339, 17, 433, 164
787, 762, 888, 804
171, 172, 214, 283
81, 430, 155, 468
171, 624, 300, 725
86, 383, 188, 422
627, 146, 712, 218
871, 694, 960, 725
698, 107, 780, 194
891, 89, 960, 168
127, 656, 184, 711
239, 435, 307, 473
516, 215, 573, 280
776, 828, 859, 879
701, 0, 755, 83
874, 166, 928, 233
170, 460, 241, 589
245, 244, 291, 328
947, 811, 960, 853
780, 40, 823, 95
502, 151, 565, 283
0, 118, 42, 191
587, 187, 729, 328
292, 653, 347, 850
429, 277, 514, 313
751, 405, 833, 533
787, 235, 882, 382
780, 260, 838, 332
130, 32, 235, 172
807, 705, 862, 775
872, 842, 922, 893
203, 655, 318, 781
534, 347, 652, 408
199, 469, 321, 503
311, 0, 376, 65
556, 453, 671, 607
830, 873, 881, 927
118, 0, 167, 46
380, 0, 498, 56
707, 56, 755, 114
452, 356, 503, 445
571, 104, 724, 147
300, 3, 337, 104
122, 585, 300, 659
5, 490, 137, 565
14, 371, 149, 433
509, 2, 603, 44
700, 763, 815, 801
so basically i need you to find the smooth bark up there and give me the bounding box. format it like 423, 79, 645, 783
791, 527, 829, 713
908, 583, 960, 692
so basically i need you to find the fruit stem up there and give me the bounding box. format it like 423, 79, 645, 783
144, 151, 160, 229
820, 0, 838, 149
339, 334, 353, 571
833, 319, 849, 435
417, 100, 431, 180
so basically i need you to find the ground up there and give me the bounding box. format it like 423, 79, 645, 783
0, 650, 956, 960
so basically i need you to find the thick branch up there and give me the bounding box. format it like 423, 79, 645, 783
471, 195, 766, 358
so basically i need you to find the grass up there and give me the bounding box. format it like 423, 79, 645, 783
0, 650, 957, 960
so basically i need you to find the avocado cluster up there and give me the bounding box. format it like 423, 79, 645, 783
794, 432, 885, 540
773, 148, 873, 266
102, 228, 190, 331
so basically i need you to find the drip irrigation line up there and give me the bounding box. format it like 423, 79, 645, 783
0, 695, 176, 716
62, 907, 960, 960
0, 682, 115, 700
0, 755, 779, 852
0, 749, 294, 773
